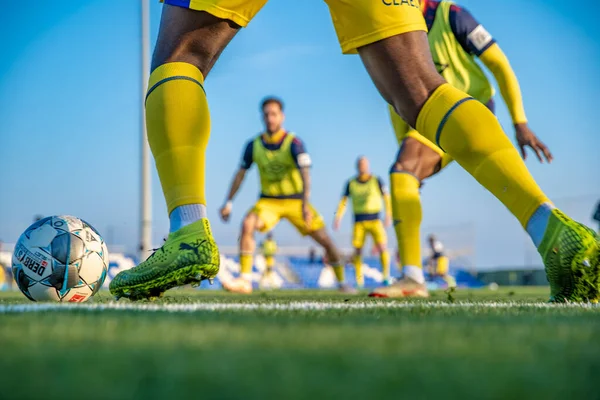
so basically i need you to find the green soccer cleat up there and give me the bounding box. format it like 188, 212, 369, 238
539, 209, 600, 303
109, 218, 220, 301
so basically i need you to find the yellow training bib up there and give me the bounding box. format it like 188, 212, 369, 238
253, 134, 304, 198
348, 176, 383, 216
428, 1, 494, 104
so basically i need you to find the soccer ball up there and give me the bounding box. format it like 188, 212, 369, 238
11, 215, 109, 302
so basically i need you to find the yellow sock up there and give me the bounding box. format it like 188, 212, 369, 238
146, 62, 210, 213
265, 256, 274, 272
332, 263, 345, 284
416, 84, 550, 226
391, 172, 423, 268
437, 256, 450, 276
239, 253, 253, 277
353, 255, 364, 287
380, 250, 390, 281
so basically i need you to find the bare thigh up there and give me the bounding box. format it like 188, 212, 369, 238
358, 31, 446, 127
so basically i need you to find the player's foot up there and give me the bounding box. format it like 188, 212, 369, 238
222, 278, 253, 294
368, 277, 429, 298
109, 219, 219, 301
259, 271, 273, 290
339, 284, 359, 294
443, 275, 457, 288
539, 209, 600, 302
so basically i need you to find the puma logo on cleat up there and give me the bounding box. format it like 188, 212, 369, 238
179, 240, 207, 257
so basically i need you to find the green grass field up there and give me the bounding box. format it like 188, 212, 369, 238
0, 287, 599, 399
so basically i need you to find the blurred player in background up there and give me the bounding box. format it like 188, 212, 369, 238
334, 156, 392, 288
260, 232, 278, 282
219, 98, 354, 294
593, 202, 600, 233
370, 0, 561, 298
426, 234, 455, 288
110, 0, 599, 303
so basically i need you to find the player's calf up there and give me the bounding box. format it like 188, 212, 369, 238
388, 140, 441, 286
353, 248, 364, 289
222, 213, 259, 294
309, 229, 356, 293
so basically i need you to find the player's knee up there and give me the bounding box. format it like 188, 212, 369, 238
155, 37, 213, 75
391, 160, 418, 177
152, 11, 240, 75
391, 146, 441, 181
241, 214, 257, 236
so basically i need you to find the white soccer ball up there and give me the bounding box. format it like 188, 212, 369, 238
11, 215, 109, 302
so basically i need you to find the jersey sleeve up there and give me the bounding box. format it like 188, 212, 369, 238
240, 140, 254, 170
377, 177, 389, 195
290, 136, 312, 168
449, 5, 496, 57
342, 180, 350, 197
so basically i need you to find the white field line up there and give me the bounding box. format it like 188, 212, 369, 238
0, 301, 598, 314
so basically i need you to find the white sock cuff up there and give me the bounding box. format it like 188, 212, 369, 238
241, 273, 252, 281
403, 265, 425, 284
169, 204, 207, 233
171, 204, 207, 220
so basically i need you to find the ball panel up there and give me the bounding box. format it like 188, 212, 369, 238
26, 223, 58, 249
13, 267, 36, 301
12, 243, 52, 280
23, 216, 53, 239
61, 286, 92, 303
61, 215, 83, 231
92, 268, 107, 295
28, 282, 60, 302
78, 252, 104, 284
81, 219, 101, 237
50, 233, 69, 264
50, 216, 70, 233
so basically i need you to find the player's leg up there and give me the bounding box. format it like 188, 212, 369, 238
352, 248, 363, 288
308, 228, 355, 293
370, 106, 443, 297
110, 4, 247, 300
289, 201, 354, 292
240, 213, 261, 279
265, 255, 275, 273
226, 201, 278, 294
351, 223, 366, 288
150, 7, 238, 230
370, 221, 391, 286
222, 212, 261, 294
324, 1, 598, 301
359, 33, 598, 301
394, 137, 440, 273
435, 255, 454, 288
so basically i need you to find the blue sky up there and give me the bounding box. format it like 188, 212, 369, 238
1, 0, 598, 268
